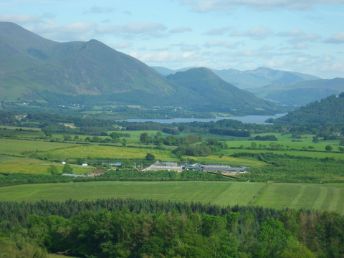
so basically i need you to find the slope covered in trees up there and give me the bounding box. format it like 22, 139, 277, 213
0, 199, 343, 257
275, 93, 344, 126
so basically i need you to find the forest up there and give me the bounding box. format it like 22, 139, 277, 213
0, 199, 343, 258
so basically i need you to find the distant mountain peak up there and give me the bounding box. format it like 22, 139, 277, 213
0, 22, 279, 114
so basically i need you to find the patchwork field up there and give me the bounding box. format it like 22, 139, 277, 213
1, 181, 343, 214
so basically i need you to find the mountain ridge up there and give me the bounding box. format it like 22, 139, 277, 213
152, 65, 319, 89
166, 68, 277, 113
0, 21, 279, 114
252, 78, 344, 106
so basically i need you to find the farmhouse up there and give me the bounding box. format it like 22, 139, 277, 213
143, 161, 183, 172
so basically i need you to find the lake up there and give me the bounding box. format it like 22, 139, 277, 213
125, 114, 285, 124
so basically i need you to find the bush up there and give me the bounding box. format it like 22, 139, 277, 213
325, 145, 333, 152
145, 153, 155, 161
47, 165, 61, 175
62, 164, 73, 174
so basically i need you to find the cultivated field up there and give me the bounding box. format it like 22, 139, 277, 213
1, 181, 343, 214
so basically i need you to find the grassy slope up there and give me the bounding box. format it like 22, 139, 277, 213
0, 181, 343, 214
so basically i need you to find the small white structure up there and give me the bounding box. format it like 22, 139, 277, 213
61, 161, 66, 165
82, 163, 88, 167
143, 161, 183, 173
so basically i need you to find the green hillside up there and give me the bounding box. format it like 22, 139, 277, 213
167, 68, 278, 114
0, 22, 174, 103
275, 93, 344, 125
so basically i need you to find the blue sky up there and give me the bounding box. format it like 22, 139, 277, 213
0, 0, 343, 78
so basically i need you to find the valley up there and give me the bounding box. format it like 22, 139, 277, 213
0, 10, 343, 257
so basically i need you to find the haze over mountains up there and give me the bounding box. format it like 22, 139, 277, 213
166, 68, 275, 113
153, 67, 344, 107
251, 78, 344, 106
0, 21, 279, 114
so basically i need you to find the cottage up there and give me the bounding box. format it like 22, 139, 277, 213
81, 163, 88, 167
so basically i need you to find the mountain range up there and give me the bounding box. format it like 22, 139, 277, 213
153, 67, 344, 107
0, 21, 278, 114
251, 78, 344, 106
152, 66, 319, 89
166, 68, 275, 113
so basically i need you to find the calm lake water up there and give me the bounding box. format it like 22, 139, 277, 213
125, 114, 285, 124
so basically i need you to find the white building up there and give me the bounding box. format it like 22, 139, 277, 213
143, 161, 183, 172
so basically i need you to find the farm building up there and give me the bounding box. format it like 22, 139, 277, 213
184, 163, 247, 173
201, 165, 247, 173
143, 161, 183, 172
183, 163, 202, 171
109, 162, 122, 167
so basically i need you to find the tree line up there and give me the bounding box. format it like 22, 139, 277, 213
0, 199, 343, 257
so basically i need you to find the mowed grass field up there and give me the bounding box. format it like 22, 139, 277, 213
1, 181, 343, 214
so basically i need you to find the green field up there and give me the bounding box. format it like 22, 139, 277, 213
0, 156, 93, 174
1, 181, 343, 214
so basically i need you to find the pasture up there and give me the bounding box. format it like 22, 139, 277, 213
0, 181, 343, 214
0, 156, 92, 174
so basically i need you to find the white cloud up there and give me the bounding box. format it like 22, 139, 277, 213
0, 14, 42, 24
84, 6, 115, 14
204, 40, 243, 48
231, 26, 271, 39
169, 27, 192, 33
278, 29, 320, 41
325, 33, 344, 44
204, 26, 232, 36
170, 42, 200, 51
97, 22, 167, 38
130, 49, 199, 63
179, 0, 344, 11
32, 21, 96, 41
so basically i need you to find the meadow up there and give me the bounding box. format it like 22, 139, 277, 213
0, 181, 343, 214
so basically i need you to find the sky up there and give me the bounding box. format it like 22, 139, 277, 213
0, 0, 343, 78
